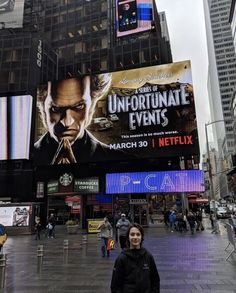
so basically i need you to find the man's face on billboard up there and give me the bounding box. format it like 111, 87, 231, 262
44, 78, 91, 143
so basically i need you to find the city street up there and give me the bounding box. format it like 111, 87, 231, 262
2, 219, 236, 293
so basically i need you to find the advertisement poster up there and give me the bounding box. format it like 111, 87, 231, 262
0, 206, 30, 226
87, 219, 103, 233
34, 61, 199, 165
0, 95, 32, 160
116, 0, 153, 37
0, 0, 25, 29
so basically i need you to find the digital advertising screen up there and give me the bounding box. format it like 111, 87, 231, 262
0, 97, 7, 160
0, 206, 30, 226
34, 61, 199, 165
106, 170, 205, 194
0, 95, 33, 160
116, 0, 153, 37
0, 0, 25, 29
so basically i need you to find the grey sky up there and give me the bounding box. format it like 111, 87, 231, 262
156, 0, 211, 155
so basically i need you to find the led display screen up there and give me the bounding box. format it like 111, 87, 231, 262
0, 206, 30, 226
116, 0, 153, 37
0, 97, 7, 160
34, 61, 199, 165
106, 170, 205, 194
0, 0, 26, 29
0, 95, 33, 160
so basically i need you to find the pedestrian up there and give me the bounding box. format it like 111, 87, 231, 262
116, 213, 131, 249
187, 211, 196, 235
35, 217, 42, 240
169, 210, 176, 232
98, 217, 113, 257
47, 213, 56, 238
210, 211, 214, 229
196, 210, 204, 231
0, 223, 7, 253
163, 209, 170, 227
46, 222, 54, 238
111, 223, 160, 293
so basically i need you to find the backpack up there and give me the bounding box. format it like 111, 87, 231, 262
0, 225, 6, 236
47, 223, 53, 230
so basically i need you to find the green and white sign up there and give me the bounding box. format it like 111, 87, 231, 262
47, 181, 59, 194
74, 178, 99, 193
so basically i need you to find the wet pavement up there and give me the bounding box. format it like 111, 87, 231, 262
1, 218, 236, 293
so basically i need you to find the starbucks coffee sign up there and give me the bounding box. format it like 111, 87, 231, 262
74, 178, 99, 193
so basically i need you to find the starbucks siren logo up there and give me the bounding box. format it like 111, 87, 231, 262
59, 173, 73, 186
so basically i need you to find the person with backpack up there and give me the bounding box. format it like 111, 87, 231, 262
35, 217, 42, 240
0, 223, 7, 253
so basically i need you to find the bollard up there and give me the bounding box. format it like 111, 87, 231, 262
37, 245, 44, 273
63, 240, 69, 264
0, 254, 6, 289
82, 234, 87, 245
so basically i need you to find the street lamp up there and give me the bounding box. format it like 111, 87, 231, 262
205, 119, 225, 234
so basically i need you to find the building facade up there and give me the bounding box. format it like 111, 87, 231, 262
1, 1, 203, 229
204, 0, 236, 197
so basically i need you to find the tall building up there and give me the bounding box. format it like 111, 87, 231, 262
0, 1, 173, 206
0, 0, 199, 227
40, 0, 172, 80
204, 0, 236, 197
204, 0, 236, 153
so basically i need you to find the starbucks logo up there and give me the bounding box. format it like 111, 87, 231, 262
59, 173, 73, 186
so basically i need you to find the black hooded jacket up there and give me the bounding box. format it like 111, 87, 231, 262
111, 247, 160, 293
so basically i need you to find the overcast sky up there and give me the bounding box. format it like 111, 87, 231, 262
156, 0, 211, 155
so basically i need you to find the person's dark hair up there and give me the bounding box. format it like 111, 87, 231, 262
126, 223, 144, 248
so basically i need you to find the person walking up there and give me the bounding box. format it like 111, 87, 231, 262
35, 217, 42, 240
187, 211, 196, 235
0, 223, 7, 253
116, 213, 131, 249
111, 223, 160, 293
169, 211, 176, 232
98, 217, 113, 257
47, 214, 56, 238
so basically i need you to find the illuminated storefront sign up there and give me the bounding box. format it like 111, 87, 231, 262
74, 178, 99, 193
106, 170, 205, 194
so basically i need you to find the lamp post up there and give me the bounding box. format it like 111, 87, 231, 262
205, 119, 225, 234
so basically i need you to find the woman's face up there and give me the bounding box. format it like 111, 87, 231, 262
129, 227, 142, 249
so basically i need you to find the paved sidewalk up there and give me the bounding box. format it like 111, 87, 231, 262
1, 220, 236, 293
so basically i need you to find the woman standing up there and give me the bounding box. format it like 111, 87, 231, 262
98, 217, 113, 257
111, 223, 160, 293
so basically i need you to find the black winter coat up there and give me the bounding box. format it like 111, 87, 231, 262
110, 247, 160, 293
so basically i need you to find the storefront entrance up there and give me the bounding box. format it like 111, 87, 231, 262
129, 202, 148, 226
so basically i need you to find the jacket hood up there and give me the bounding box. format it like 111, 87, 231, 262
121, 247, 147, 259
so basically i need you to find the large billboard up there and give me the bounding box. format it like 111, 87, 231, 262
0, 0, 25, 29
0, 95, 33, 160
0, 205, 30, 226
116, 0, 153, 37
34, 61, 199, 165
106, 170, 205, 194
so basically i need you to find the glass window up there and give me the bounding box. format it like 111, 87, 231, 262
75, 42, 83, 54
102, 37, 107, 49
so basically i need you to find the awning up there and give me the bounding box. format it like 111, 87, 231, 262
188, 198, 209, 204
